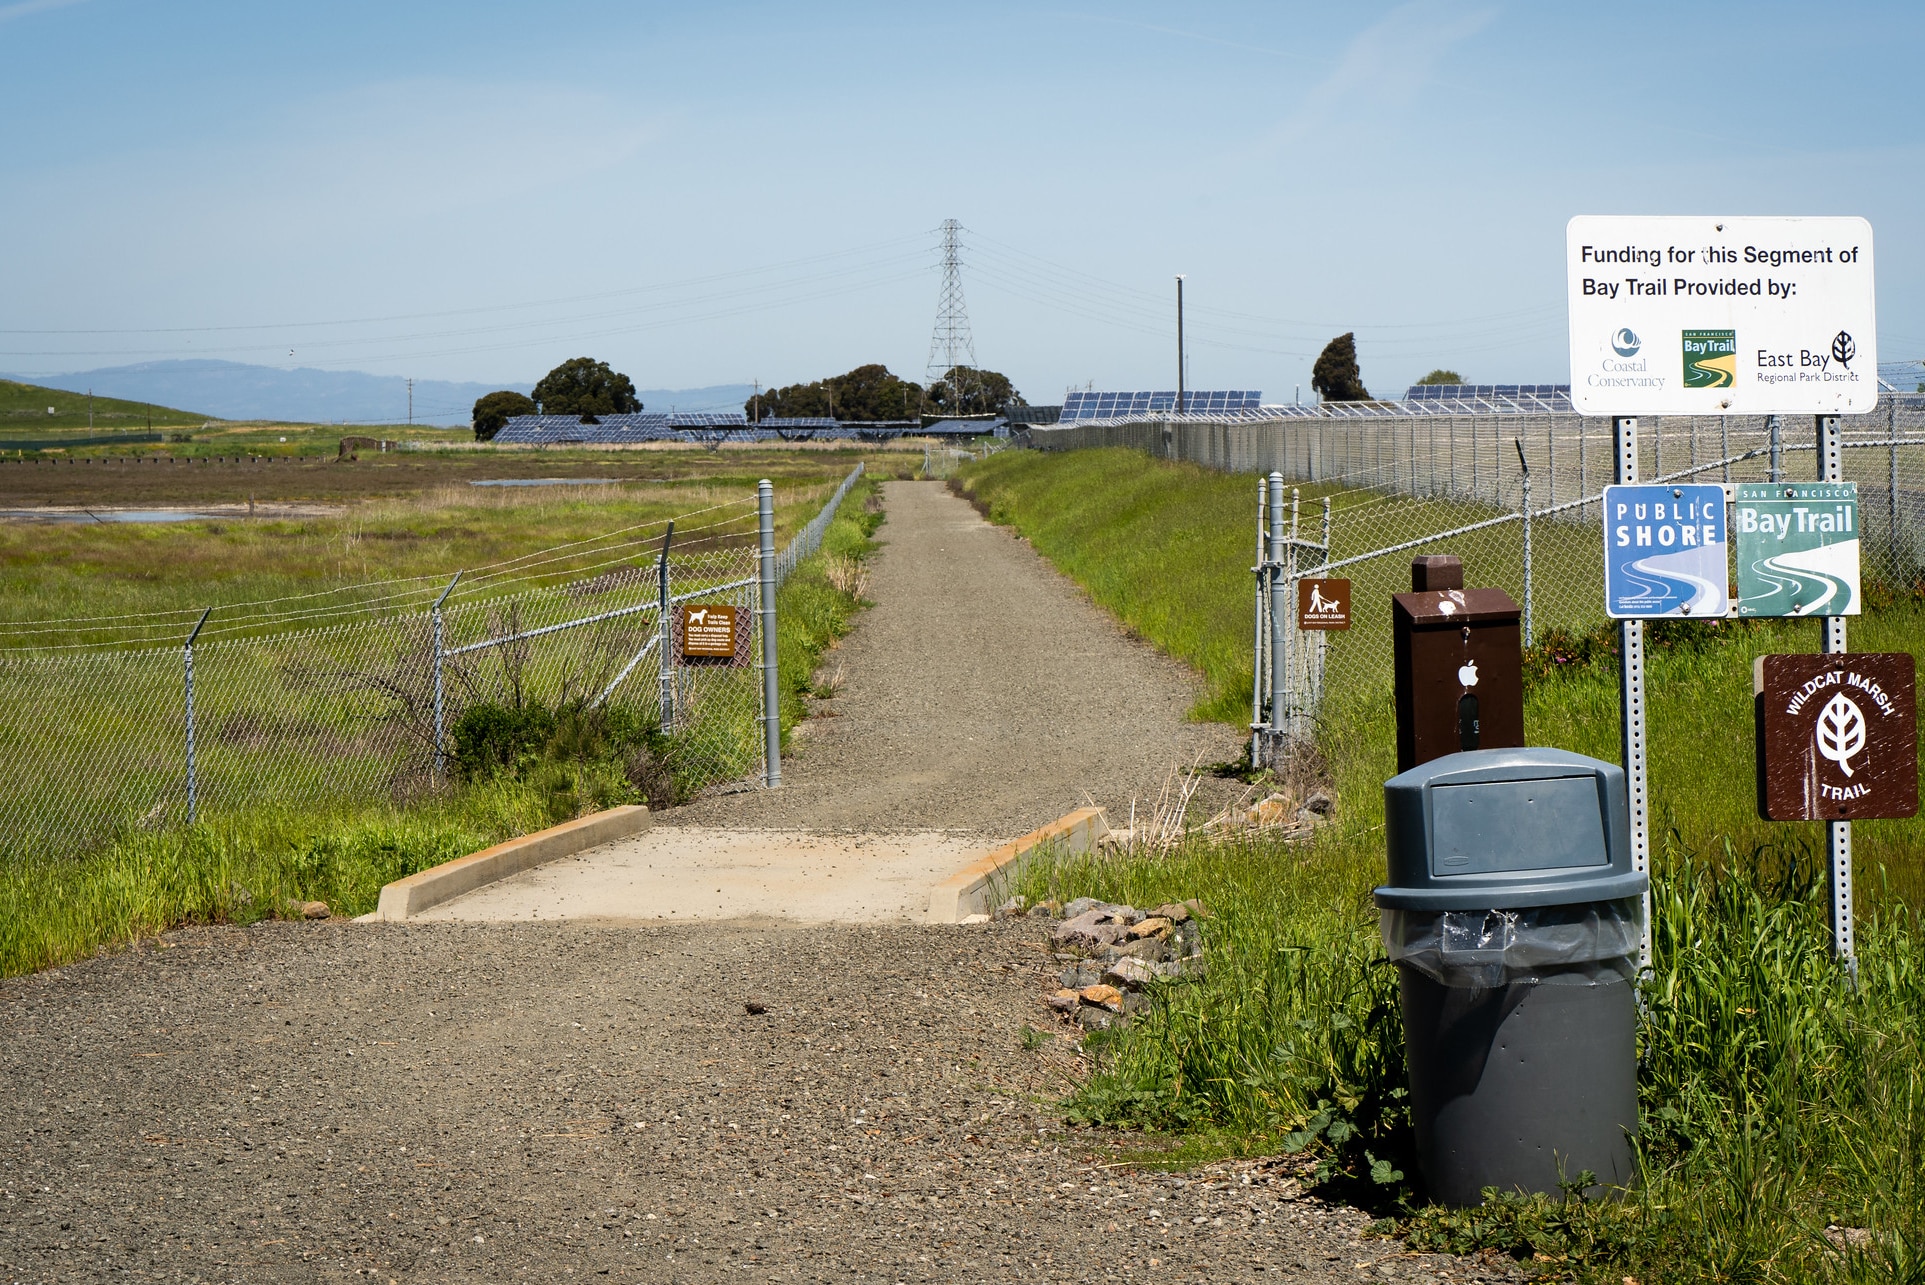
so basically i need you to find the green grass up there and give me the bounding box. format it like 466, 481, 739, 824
0, 377, 206, 435
958, 447, 1925, 901
967, 445, 1925, 1281
0, 474, 884, 978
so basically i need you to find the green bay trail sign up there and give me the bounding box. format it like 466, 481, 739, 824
1756, 653, 1917, 822
1567, 215, 1876, 417
1734, 482, 1861, 617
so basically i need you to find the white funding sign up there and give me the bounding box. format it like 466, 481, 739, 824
1566, 215, 1875, 417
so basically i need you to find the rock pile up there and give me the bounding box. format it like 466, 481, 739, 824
994, 896, 1209, 1032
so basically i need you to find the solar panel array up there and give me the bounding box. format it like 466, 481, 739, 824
1404, 384, 1569, 401
666, 412, 749, 428
1061, 390, 1261, 420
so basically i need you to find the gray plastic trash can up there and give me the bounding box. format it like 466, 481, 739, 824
1375, 747, 1647, 1206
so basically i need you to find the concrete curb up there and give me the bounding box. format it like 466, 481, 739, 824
928, 807, 1109, 924
360, 805, 652, 922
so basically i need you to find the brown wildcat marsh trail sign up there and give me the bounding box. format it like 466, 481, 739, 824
1756, 653, 1918, 822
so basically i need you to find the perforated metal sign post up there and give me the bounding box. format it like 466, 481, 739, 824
1756, 653, 1918, 823
1602, 484, 1729, 619
1733, 481, 1861, 617
1297, 578, 1351, 630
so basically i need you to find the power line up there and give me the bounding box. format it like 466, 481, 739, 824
925, 219, 978, 387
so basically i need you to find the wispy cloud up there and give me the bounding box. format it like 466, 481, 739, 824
0, 0, 88, 24
1261, 0, 1496, 150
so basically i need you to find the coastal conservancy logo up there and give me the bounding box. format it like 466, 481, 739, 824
1612, 327, 1641, 357
1682, 329, 1737, 389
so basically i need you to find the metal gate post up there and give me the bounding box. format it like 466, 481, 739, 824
1613, 416, 1651, 967
432, 572, 461, 780
1890, 397, 1901, 575
184, 608, 212, 824
1768, 414, 1783, 483
1266, 472, 1287, 755
758, 480, 782, 787
1250, 479, 1268, 761
1817, 414, 1854, 975
656, 522, 675, 730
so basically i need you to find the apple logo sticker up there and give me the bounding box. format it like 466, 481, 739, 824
1458, 659, 1480, 688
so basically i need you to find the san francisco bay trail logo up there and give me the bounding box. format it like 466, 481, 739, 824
1612, 328, 1641, 357
1683, 329, 1737, 389
1816, 692, 1867, 777
1831, 331, 1857, 369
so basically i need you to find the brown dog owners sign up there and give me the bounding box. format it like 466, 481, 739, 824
1756, 653, 1917, 821
680, 603, 739, 659
1297, 578, 1352, 630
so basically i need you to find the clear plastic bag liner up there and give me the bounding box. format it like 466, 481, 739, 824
1380, 897, 1643, 989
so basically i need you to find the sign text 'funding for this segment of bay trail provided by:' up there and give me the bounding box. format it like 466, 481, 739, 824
1567, 215, 1875, 417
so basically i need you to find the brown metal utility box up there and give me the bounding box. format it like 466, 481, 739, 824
1392, 563, 1525, 772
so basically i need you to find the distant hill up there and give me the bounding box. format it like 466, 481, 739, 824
2, 360, 757, 428
0, 378, 205, 434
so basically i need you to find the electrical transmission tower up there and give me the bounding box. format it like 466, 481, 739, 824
925, 219, 978, 390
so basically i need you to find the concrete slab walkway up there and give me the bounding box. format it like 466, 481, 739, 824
412, 826, 981, 923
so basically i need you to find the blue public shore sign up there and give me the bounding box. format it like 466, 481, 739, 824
1602, 484, 1730, 619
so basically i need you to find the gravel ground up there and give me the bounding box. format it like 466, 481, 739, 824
0, 478, 1524, 1282
674, 480, 1246, 838
0, 918, 1519, 1284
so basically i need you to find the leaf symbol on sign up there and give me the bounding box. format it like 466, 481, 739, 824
1816, 692, 1867, 778
1831, 331, 1857, 368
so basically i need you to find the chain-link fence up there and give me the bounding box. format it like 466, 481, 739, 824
1, 466, 864, 862
1032, 398, 1925, 757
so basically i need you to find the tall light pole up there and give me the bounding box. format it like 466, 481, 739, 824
1175, 276, 1186, 413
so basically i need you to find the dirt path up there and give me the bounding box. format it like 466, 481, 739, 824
0, 478, 1519, 1281
0, 919, 1513, 1284
677, 479, 1242, 837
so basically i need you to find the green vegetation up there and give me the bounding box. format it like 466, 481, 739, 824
927, 365, 1024, 416
1416, 369, 1465, 386
749, 363, 923, 422
0, 378, 205, 435
0, 468, 884, 979
471, 389, 535, 440
1312, 332, 1370, 402
531, 356, 642, 418
956, 448, 1925, 893
967, 445, 1925, 1281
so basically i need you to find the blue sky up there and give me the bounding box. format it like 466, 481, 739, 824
3, 0, 1922, 404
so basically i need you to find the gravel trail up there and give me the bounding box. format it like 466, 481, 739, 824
0, 478, 1518, 1282
674, 479, 1243, 837
0, 920, 1515, 1284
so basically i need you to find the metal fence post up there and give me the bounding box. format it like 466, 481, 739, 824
1250, 479, 1268, 760
656, 522, 675, 730
1266, 472, 1287, 756
1891, 396, 1902, 576
431, 571, 461, 780
1768, 414, 1783, 483
1287, 488, 1302, 737
758, 480, 782, 788
184, 608, 211, 824
1515, 439, 1534, 647
1817, 414, 1855, 976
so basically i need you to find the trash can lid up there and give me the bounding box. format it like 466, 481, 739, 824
1374, 747, 1647, 910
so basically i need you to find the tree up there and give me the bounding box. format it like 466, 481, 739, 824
746, 364, 923, 421
1311, 333, 1370, 403
531, 357, 642, 421
927, 366, 1023, 417
1416, 369, 1464, 386
471, 390, 535, 441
